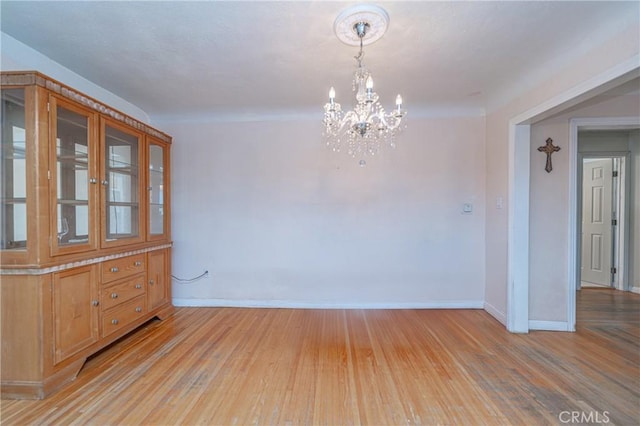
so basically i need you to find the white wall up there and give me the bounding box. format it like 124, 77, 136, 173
631, 130, 640, 293
1, 32, 149, 123
528, 120, 570, 321
484, 20, 639, 326
578, 131, 633, 153
160, 115, 487, 307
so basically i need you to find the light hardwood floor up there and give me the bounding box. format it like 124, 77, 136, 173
2, 289, 638, 425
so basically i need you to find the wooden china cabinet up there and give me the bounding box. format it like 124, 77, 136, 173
1, 72, 173, 399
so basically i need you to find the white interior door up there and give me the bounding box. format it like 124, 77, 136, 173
581, 158, 613, 286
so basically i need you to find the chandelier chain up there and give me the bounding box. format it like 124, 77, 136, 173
354, 29, 365, 69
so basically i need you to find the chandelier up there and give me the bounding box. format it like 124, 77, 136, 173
323, 4, 406, 166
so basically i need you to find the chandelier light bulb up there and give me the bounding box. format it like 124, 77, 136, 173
365, 76, 374, 101
396, 94, 403, 114
329, 87, 336, 103
366, 76, 373, 89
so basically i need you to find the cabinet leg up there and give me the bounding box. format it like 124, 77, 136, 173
2, 357, 86, 400
154, 305, 175, 321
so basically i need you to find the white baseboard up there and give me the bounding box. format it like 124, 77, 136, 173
483, 302, 506, 325
630, 286, 640, 294
172, 298, 485, 310
529, 320, 571, 331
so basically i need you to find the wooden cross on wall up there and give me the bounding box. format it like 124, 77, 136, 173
537, 138, 561, 173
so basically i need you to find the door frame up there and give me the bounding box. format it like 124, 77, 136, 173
576, 151, 630, 291
568, 117, 638, 330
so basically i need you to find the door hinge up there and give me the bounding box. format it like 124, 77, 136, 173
612, 170, 618, 178
612, 219, 617, 226
611, 267, 617, 274
47, 102, 50, 112
47, 170, 51, 180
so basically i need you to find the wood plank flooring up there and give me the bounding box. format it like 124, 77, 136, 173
2, 289, 638, 425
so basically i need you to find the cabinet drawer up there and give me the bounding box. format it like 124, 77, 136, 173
101, 274, 146, 311
102, 254, 146, 283
101, 295, 147, 338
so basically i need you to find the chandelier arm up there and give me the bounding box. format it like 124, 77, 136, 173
377, 113, 404, 131
325, 110, 360, 135
340, 110, 360, 129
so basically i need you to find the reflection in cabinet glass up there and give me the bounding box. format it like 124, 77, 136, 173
104, 125, 139, 241
55, 106, 91, 246
148, 144, 164, 236
1, 88, 27, 250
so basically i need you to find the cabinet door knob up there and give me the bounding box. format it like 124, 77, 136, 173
135, 307, 142, 313
111, 293, 118, 299
134, 261, 142, 267
111, 319, 119, 325
135, 283, 142, 289
92, 300, 99, 306
149, 279, 154, 285
110, 267, 119, 273
101, 180, 109, 186
89, 178, 98, 184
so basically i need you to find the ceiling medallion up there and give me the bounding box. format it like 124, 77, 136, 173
323, 4, 406, 166
333, 4, 389, 46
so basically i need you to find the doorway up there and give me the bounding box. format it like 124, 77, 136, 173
564, 120, 640, 331
579, 155, 625, 289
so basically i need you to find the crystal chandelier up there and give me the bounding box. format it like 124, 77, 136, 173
323, 5, 406, 166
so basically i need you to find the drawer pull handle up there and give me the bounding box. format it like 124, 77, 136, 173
111, 319, 119, 325
135, 283, 142, 289
135, 307, 142, 313
134, 261, 142, 267
111, 293, 118, 299
149, 279, 154, 285
110, 267, 119, 273
92, 300, 99, 306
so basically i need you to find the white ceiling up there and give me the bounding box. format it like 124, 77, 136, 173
1, 1, 638, 121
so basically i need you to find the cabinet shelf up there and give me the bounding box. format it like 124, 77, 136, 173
107, 168, 136, 176
57, 199, 89, 205
57, 114, 89, 129
107, 161, 136, 168
1, 198, 27, 203
1, 152, 26, 160
1, 240, 27, 250
57, 155, 88, 163
106, 201, 139, 207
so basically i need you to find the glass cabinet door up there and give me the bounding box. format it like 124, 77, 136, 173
51, 97, 98, 255
1, 88, 27, 251
102, 120, 144, 246
147, 138, 169, 240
